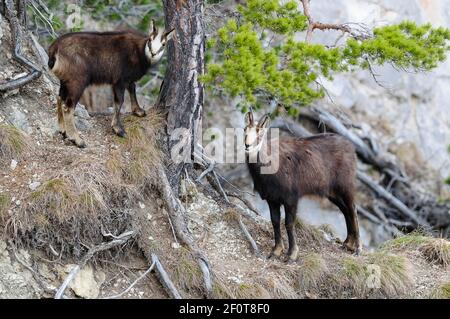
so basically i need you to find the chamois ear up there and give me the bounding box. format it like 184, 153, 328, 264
149, 19, 158, 39
258, 114, 271, 129
245, 111, 254, 126
163, 29, 175, 43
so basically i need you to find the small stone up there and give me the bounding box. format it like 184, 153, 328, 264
29, 182, 41, 191
147, 213, 152, 221
148, 236, 154, 241
171, 242, 181, 249
139, 202, 146, 209
10, 160, 17, 171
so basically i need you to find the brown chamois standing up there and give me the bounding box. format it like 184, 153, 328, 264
244, 111, 361, 262
47, 20, 174, 148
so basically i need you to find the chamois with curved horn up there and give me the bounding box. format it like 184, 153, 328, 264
48, 20, 174, 148
244, 111, 361, 262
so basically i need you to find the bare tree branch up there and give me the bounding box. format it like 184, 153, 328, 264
300, 0, 371, 42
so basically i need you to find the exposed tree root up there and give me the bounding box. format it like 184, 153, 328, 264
156, 166, 214, 298
0, 0, 41, 92
151, 254, 182, 299
54, 230, 136, 299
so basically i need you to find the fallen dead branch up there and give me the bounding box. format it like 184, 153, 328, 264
54, 230, 135, 299
357, 171, 429, 227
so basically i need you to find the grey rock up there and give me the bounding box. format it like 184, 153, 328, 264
29, 182, 41, 191
75, 104, 91, 119
8, 107, 32, 134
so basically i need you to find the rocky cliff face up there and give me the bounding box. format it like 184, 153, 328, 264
310, 0, 450, 183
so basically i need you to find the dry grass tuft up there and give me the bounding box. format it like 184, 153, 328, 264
419, 239, 450, 267
367, 251, 413, 298
212, 274, 236, 299
9, 160, 136, 257
336, 256, 369, 297
0, 124, 29, 164
383, 232, 450, 267
256, 269, 298, 299
233, 282, 271, 299
0, 193, 11, 220
431, 282, 450, 299
296, 219, 326, 249
172, 247, 204, 295
297, 252, 328, 294
8, 111, 165, 258
117, 111, 163, 189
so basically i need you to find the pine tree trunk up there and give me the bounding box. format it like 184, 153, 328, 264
157, 0, 205, 194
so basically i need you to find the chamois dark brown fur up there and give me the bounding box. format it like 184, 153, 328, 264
48, 21, 173, 148
244, 112, 361, 262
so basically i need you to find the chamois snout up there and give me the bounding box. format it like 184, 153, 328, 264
244, 112, 270, 154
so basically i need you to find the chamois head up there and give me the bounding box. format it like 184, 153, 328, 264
244, 110, 271, 154
145, 19, 175, 64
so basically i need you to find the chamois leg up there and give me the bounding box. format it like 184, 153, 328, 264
268, 201, 284, 259
56, 96, 66, 138
112, 84, 126, 137
285, 203, 299, 262
128, 83, 146, 117
62, 83, 86, 148
329, 196, 361, 254
57, 82, 68, 138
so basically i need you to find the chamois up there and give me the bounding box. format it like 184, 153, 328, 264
244, 111, 361, 262
48, 20, 174, 148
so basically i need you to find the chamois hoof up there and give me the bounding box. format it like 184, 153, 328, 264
284, 253, 299, 264
268, 246, 284, 260
342, 240, 362, 256
69, 139, 86, 149
133, 108, 146, 118
112, 126, 127, 138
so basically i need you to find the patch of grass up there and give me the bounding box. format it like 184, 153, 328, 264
0, 193, 11, 219
115, 111, 164, 189
383, 232, 450, 267
0, 124, 29, 164
338, 256, 368, 297
233, 283, 270, 299
382, 231, 428, 250
367, 251, 413, 298
10, 160, 135, 257
212, 277, 236, 299
295, 219, 326, 248
258, 271, 298, 299
297, 252, 328, 293
432, 282, 450, 299
172, 247, 204, 294
419, 238, 450, 267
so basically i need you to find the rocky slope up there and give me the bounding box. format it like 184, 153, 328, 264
1, 2, 450, 299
